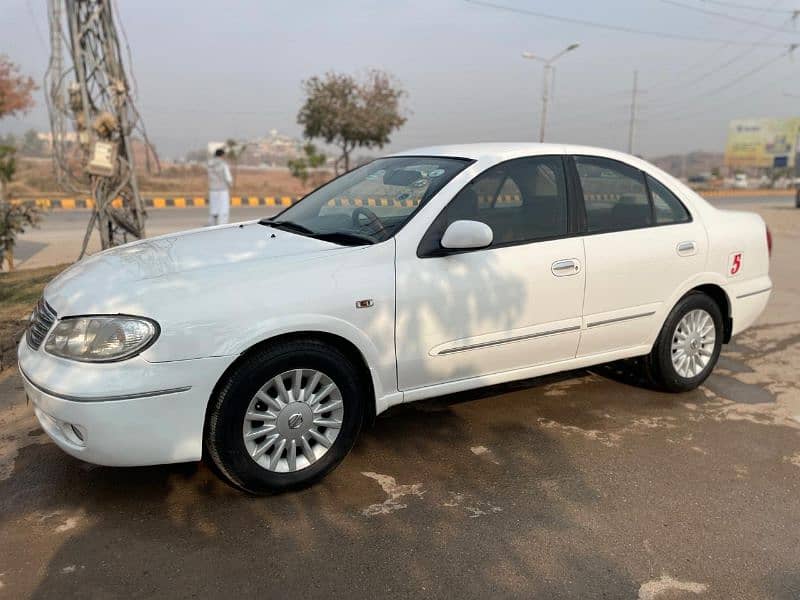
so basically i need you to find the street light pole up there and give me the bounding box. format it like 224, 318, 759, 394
523, 43, 580, 143
540, 64, 551, 143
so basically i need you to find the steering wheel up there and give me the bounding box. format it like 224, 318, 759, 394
351, 207, 387, 238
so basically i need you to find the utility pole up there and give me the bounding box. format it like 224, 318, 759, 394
45, 0, 157, 258
522, 43, 580, 143
627, 69, 639, 155
540, 64, 551, 143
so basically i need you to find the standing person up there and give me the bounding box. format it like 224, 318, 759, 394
207, 148, 233, 225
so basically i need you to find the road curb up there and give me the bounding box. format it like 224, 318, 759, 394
7, 188, 795, 210
8, 196, 298, 210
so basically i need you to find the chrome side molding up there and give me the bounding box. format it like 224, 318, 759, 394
587, 311, 656, 328
436, 325, 581, 356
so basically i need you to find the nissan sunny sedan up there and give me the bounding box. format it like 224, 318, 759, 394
18, 143, 772, 494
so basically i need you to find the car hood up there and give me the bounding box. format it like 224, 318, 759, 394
45, 221, 349, 314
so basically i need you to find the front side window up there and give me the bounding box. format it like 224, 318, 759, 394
266, 156, 471, 244
575, 156, 651, 233
421, 156, 569, 252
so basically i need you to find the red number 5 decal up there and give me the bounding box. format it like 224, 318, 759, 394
730, 252, 742, 276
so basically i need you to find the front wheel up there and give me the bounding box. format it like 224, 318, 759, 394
646, 292, 723, 392
204, 339, 366, 494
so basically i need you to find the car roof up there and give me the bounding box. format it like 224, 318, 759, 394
389, 142, 639, 164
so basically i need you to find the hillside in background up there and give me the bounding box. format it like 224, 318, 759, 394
649, 151, 725, 178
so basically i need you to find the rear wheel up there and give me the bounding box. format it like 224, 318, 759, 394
204, 339, 365, 494
646, 292, 723, 392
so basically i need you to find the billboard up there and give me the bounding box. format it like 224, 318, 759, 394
725, 118, 800, 170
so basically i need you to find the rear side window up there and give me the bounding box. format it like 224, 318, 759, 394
647, 174, 691, 224
575, 156, 651, 233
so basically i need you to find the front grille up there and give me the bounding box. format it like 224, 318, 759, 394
26, 298, 57, 350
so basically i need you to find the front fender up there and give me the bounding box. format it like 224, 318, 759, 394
231, 313, 398, 405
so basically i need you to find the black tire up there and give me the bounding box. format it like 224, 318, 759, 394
645, 292, 724, 393
204, 339, 366, 494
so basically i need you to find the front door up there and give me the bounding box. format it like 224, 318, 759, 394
394, 155, 586, 391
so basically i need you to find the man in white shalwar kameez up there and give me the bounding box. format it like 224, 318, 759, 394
207, 148, 233, 225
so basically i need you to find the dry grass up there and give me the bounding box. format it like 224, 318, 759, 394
0, 264, 69, 370
9, 158, 318, 198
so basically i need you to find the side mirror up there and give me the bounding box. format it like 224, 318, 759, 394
440, 220, 493, 250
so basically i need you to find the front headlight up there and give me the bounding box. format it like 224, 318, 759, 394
44, 315, 159, 362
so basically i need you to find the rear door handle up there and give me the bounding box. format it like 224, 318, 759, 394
551, 259, 581, 276
677, 241, 697, 256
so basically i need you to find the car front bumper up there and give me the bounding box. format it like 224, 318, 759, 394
18, 339, 237, 467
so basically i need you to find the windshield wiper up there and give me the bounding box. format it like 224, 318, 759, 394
258, 219, 315, 235
259, 219, 374, 245
312, 232, 375, 246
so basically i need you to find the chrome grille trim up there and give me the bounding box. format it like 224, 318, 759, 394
26, 298, 57, 350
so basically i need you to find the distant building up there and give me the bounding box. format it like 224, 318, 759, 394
247, 130, 303, 166
37, 130, 78, 149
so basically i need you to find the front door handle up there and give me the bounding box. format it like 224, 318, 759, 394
677, 241, 697, 256
551, 259, 581, 276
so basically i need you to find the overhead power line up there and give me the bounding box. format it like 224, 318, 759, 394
660, 0, 800, 33
644, 46, 796, 119
463, 0, 792, 46
641, 83, 766, 123
647, 33, 795, 105
700, 0, 800, 15
703, 44, 797, 95
646, 0, 787, 91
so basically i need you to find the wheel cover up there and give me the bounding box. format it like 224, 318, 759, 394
242, 369, 344, 473
670, 309, 716, 379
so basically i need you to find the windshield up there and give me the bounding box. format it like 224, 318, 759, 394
264, 156, 472, 244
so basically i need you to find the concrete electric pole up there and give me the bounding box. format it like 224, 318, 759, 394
522, 43, 580, 142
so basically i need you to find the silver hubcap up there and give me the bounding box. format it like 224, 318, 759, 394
671, 309, 716, 379
242, 369, 344, 473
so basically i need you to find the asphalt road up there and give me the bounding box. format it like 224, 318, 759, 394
10, 194, 796, 268
13, 206, 283, 267
1, 202, 799, 599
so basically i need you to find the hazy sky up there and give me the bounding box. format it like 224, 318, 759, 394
2, 0, 799, 159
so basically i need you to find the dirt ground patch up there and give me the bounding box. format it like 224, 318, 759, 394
0, 200, 797, 598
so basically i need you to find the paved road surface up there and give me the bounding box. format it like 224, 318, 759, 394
0, 202, 799, 598
12, 206, 283, 268
9, 195, 796, 270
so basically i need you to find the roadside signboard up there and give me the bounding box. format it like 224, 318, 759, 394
725, 118, 800, 170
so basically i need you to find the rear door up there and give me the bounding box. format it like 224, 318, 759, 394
571, 155, 707, 356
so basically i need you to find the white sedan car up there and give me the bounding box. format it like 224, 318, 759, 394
18, 143, 772, 493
